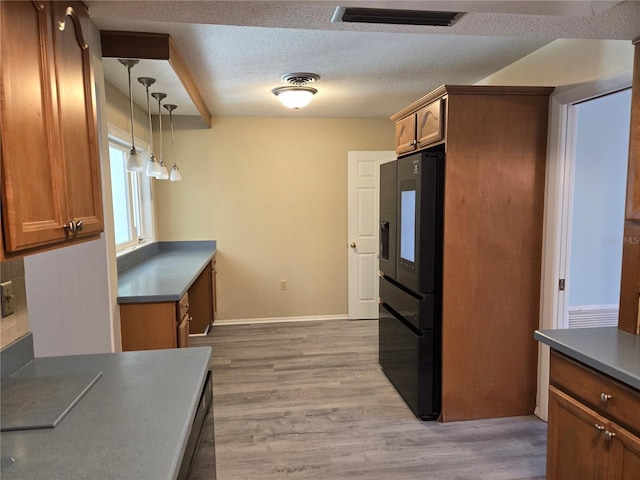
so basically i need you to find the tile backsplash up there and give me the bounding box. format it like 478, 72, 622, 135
0, 257, 29, 349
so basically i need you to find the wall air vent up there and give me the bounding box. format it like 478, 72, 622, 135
331, 6, 463, 26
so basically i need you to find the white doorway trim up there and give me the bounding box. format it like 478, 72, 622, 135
536, 71, 632, 421
347, 151, 395, 320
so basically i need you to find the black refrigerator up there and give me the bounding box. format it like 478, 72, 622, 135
378, 150, 444, 420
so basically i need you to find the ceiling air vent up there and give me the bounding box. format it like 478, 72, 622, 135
331, 7, 463, 26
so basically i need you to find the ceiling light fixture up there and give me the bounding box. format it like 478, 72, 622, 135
151, 92, 169, 180
118, 58, 143, 171
138, 77, 162, 178
163, 104, 182, 182
272, 73, 319, 110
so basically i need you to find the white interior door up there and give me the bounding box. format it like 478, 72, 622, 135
347, 151, 395, 319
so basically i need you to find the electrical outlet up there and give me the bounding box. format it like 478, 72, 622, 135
280, 280, 287, 290
1, 280, 15, 317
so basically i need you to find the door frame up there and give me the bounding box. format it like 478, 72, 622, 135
347, 151, 395, 319
536, 71, 632, 421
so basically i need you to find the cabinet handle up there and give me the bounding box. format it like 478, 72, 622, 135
600, 393, 612, 403
63, 220, 83, 233
604, 430, 616, 441
594, 424, 605, 432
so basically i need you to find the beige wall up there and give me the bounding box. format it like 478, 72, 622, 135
476, 39, 634, 86
104, 80, 151, 141
101, 38, 634, 325
154, 117, 394, 320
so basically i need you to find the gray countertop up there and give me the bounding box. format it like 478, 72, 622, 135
117, 241, 216, 304
535, 327, 640, 390
0, 344, 212, 480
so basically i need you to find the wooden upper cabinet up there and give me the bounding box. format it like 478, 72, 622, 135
416, 99, 443, 148
618, 41, 640, 335
0, 1, 103, 256
1, 1, 66, 251
395, 114, 417, 156
392, 88, 447, 156
625, 41, 640, 221
51, 2, 103, 237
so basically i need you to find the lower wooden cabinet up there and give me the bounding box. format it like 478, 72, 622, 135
609, 421, 640, 479
547, 386, 609, 480
188, 258, 216, 334
120, 293, 190, 351
120, 254, 217, 350
547, 351, 640, 480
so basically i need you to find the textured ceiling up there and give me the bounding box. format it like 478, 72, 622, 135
90, 1, 640, 119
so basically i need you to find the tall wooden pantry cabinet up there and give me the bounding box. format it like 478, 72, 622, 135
391, 85, 553, 421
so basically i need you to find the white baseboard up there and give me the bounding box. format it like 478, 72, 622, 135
213, 314, 349, 326
568, 304, 619, 328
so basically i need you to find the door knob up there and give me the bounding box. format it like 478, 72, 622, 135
350, 242, 357, 248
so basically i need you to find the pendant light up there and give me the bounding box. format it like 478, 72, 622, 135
118, 59, 143, 171
272, 73, 319, 110
163, 104, 182, 182
151, 92, 169, 180
138, 77, 162, 178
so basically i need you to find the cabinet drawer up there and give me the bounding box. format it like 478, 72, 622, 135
550, 351, 640, 435
416, 99, 443, 148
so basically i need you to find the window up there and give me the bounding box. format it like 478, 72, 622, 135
108, 125, 155, 253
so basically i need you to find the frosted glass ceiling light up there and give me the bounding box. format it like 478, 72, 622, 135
138, 77, 162, 178
164, 104, 182, 182
151, 92, 169, 180
118, 58, 143, 171
272, 73, 319, 110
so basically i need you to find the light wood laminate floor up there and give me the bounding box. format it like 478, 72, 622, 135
190, 319, 546, 480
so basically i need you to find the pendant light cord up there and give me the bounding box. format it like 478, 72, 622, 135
128, 65, 136, 149
146, 87, 153, 156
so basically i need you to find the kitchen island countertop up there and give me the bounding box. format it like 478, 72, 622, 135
117, 240, 216, 304
535, 326, 640, 390
0, 334, 211, 480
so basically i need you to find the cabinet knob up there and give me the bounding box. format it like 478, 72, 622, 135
600, 393, 612, 403
63, 220, 83, 233
188, 316, 193, 322
350, 242, 357, 248
594, 424, 605, 432
604, 430, 616, 441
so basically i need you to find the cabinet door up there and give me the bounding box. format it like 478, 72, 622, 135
416, 99, 443, 148
211, 257, 217, 322
0, 1, 67, 251
547, 386, 609, 480
609, 423, 640, 480
120, 302, 177, 351
50, 1, 103, 236
395, 115, 416, 155
188, 263, 213, 334
177, 314, 190, 348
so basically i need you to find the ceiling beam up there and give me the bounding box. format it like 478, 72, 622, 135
100, 31, 212, 128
